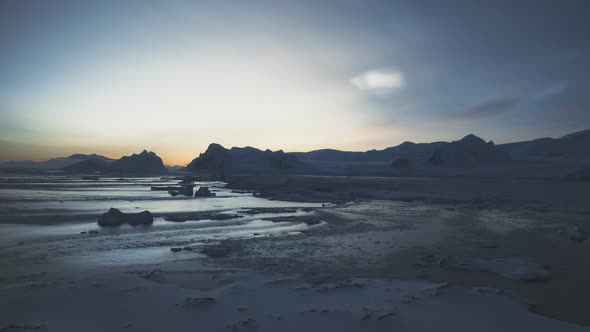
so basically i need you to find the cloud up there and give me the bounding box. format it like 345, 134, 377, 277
350, 68, 405, 92
531, 81, 568, 101
447, 98, 519, 122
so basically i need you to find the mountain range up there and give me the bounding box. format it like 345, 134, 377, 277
1, 150, 166, 175
292, 134, 510, 168
0, 154, 114, 170
186, 144, 300, 173
1, 129, 589, 179
498, 129, 590, 161
107, 150, 168, 174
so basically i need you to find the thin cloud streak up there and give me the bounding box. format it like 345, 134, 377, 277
531, 81, 569, 101
446, 98, 519, 122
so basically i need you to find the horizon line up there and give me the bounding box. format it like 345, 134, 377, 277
2, 128, 587, 166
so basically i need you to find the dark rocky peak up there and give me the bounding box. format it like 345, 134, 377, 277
428, 134, 510, 167
206, 143, 228, 153
231, 146, 260, 152
135, 150, 158, 158
398, 141, 416, 147
187, 144, 231, 171
109, 150, 167, 174
187, 143, 300, 172
456, 134, 487, 145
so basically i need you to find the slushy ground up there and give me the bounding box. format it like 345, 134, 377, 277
0, 175, 589, 331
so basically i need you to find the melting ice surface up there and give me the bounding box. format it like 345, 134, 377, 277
0, 175, 322, 269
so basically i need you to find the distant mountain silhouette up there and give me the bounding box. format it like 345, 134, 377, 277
186, 144, 300, 173
293, 148, 390, 163
61, 150, 167, 174
498, 129, 590, 161
187, 143, 230, 171
181, 130, 590, 178
63, 158, 110, 173
0, 154, 113, 170
293, 134, 510, 168
66, 153, 112, 161
107, 150, 168, 175
427, 134, 510, 167
3, 129, 589, 179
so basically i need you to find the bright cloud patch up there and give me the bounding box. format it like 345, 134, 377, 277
350, 68, 405, 91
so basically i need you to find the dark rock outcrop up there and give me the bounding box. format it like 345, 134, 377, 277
203, 245, 230, 257
155, 185, 194, 196
178, 176, 197, 185
183, 297, 216, 306
97, 208, 154, 226
178, 185, 194, 196
195, 186, 216, 197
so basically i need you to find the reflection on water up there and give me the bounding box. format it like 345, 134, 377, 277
63, 246, 176, 266
0, 175, 319, 217
0, 175, 323, 269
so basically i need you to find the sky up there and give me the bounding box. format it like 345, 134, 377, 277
1, 0, 589, 165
